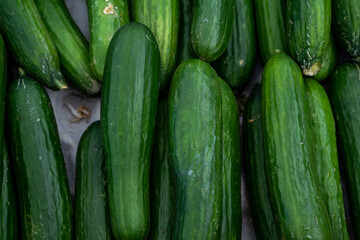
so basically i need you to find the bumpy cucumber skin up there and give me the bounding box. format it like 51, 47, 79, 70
169, 59, 222, 239
312, 36, 337, 82
262, 53, 332, 239
6, 76, 73, 239
75, 121, 112, 240
0, 35, 6, 184
191, 0, 235, 62
244, 84, 278, 240
87, 0, 129, 81
178, 0, 196, 63
0, 0, 67, 90
330, 63, 360, 238
101, 22, 160, 240
134, 0, 180, 91
213, 0, 256, 89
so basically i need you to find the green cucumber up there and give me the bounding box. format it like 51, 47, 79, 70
330, 62, 360, 237
101, 22, 160, 240
243, 83, 278, 240
312, 36, 337, 82
134, 0, 180, 91
254, 0, 287, 64
75, 121, 112, 240
87, 0, 129, 81
191, 0, 235, 62
149, 98, 174, 240
262, 53, 331, 239
0, 35, 6, 181
286, 0, 332, 77
34, 0, 101, 96
6, 76, 73, 239
178, 0, 196, 63
169, 59, 222, 239
213, 0, 256, 89
0, 0, 67, 90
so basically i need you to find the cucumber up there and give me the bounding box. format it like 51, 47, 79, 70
0, 35, 6, 180
101, 22, 160, 240
149, 98, 174, 240
87, 0, 129, 81
6, 76, 73, 239
169, 59, 222, 239
254, 0, 287, 64
312, 36, 337, 82
34, 0, 101, 96
330, 62, 360, 237
213, 0, 256, 89
243, 83, 278, 240
191, 0, 235, 62
178, 0, 196, 63
305, 78, 349, 239
286, 0, 332, 77
75, 121, 112, 240
134, 0, 180, 91
333, 0, 360, 63
262, 53, 331, 239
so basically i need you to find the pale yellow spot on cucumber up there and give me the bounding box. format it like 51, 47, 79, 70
303, 62, 321, 76
275, 49, 281, 53
103, 3, 115, 15
239, 59, 244, 66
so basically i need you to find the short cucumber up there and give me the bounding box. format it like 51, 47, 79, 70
312, 36, 337, 82
178, 0, 196, 63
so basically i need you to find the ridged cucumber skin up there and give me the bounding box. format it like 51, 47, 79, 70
149, 99, 174, 240
254, 0, 287, 64
169, 59, 222, 239
75, 121, 112, 240
0, 143, 18, 240
134, 0, 180, 91
219, 79, 241, 239
312, 36, 337, 82
286, 0, 332, 77
304, 78, 349, 240
178, 0, 196, 63
34, 0, 101, 96
213, 0, 256, 89
243, 84, 278, 240
330, 63, 360, 238
333, 0, 360, 62
0, 35, 6, 184
6, 76, 73, 239
87, 0, 129, 81
101, 22, 160, 240
0, 0, 67, 90
191, 0, 235, 62
262, 53, 332, 239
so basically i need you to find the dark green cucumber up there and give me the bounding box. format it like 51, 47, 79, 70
0, 35, 6, 182
333, 0, 360, 63
134, 0, 179, 91
330, 63, 360, 237
254, 0, 287, 64
87, 0, 129, 81
243, 84, 278, 240
219, 79, 241, 239
191, 0, 235, 62
6, 76, 73, 239
149, 98, 174, 240
34, 0, 101, 96
213, 0, 256, 89
262, 53, 331, 239
101, 22, 160, 240
287, 0, 332, 77
0, 142, 18, 240
178, 0, 196, 63
312, 35, 337, 82
169, 59, 222, 239
0, 0, 67, 90
75, 121, 112, 240
305, 78, 349, 239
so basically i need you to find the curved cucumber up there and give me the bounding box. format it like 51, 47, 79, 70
6, 76, 73, 239
312, 35, 337, 82
178, 0, 196, 63
101, 22, 160, 240
87, 0, 129, 81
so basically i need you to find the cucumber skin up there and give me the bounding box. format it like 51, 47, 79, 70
262, 53, 332, 239
34, 0, 101, 96
243, 84, 278, 240
101, 22, 160, 240
75, 121, 112, 240
169, 59, 222, 239
178, 0, 196, 63
312, 36, 337, 82
0, 35, 6, 185
191, 0, 235, 62
6, 76, 73, 239
330, 63, 360, 238
87, 0, 129, 81
0, 0, 66, 90
213, 0, 256, 89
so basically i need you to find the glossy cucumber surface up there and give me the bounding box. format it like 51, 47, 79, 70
312, 36, 337, 82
